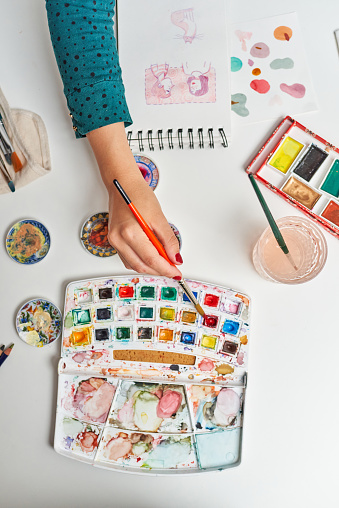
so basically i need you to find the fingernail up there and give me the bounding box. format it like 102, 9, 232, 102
175, 253, 183, 264
173, 276, 181, 281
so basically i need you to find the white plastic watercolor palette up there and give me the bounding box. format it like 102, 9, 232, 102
54, 276, 251, 474
247, 116, 339, 238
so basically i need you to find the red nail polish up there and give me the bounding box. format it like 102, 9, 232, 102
175, 253, 183, 264
173, 276, 181, 280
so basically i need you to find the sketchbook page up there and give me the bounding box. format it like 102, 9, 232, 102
117, 0, 231, 140
230, 12, 318, 125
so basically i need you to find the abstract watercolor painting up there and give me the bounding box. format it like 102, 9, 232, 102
230, 13, 318, 124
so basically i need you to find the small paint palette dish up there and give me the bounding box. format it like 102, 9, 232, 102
169, 223, 182, 251
16, 298, 62, 347
55, 275, 251, 474
134, 154, 159, 190
6, 219, 50, 264
247, 116, 339, 238
80, 213, 117, 257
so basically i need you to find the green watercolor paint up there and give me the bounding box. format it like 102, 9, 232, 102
139, 307, 154, 319
72, 308, 91, 325
116, 327, 131, 340
161, 287, 177, 301
139, 286, 156, 299
64, 311, 73, 328
270, 57, 294, 70
321, 160, 339, 197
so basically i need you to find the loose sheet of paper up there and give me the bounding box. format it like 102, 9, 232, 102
230, 12, 318, 125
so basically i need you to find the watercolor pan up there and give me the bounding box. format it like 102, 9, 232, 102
55, 275, 251, 474
247, 115, 339, 238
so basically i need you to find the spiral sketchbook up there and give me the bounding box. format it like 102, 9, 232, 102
117, 0, 231, 151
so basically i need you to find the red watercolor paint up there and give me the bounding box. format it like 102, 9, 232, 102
203, 315, 219, 328
119, 286, 134, 298
204, 294, 220, 307
250, 79, 270, 94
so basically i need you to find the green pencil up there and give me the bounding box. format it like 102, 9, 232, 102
248, 173, 298, 270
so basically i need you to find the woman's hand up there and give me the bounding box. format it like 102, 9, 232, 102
87, 122, 182, 278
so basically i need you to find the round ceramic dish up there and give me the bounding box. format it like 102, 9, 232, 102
80, 212, 117, 257
16, 298, 62, 347
6, 219, 50, 264
134, 154, 159, 190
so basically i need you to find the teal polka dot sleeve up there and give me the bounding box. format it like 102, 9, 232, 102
45, 0, 132, 138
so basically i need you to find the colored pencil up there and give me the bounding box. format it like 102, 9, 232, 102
113, 179, 205, 317
0, 343, 14, 367
248, 173, 298, 270
0, 345, 5, 358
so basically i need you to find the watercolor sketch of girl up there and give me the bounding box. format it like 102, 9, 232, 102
150, 64, 173, 99
182, 61, 211, 97
171, 8, 202, 44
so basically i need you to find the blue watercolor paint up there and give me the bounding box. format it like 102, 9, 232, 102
231, 57, 243, 72
183, 291, 198, 303
270, 57, 294, 70
222, 319, 240, 335
143, 437, 191, 469
196, 429, 241, 469
231, 93, 249, 117
180, 331, 196, 345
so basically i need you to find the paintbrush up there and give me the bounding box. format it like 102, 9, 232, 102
113, 179, 205, 317
0, 114, 23, 172
248, 173, 298, 270
0, 153, 15, 192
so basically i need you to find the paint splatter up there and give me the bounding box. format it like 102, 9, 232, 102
248, 59, 254, 66
250, 42, 270, 58
252, 68, 261, 76
250, 79, 270, 94
231, 57, 243, 72
235, 30, 252, 51
269, 94, 283, 106
270, 58, 294, 70
280, 83, 306, 98
274, 26, 293, 41
231, 93, 249, 117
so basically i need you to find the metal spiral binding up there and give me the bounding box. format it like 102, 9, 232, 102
188, 128, 194, 149
126, 128, 228, 149
208, 128, 214, 148
219, 128, 228, 148
178, 129, 184, 149
168, 129, 174, 149
137, 131, 144, 152
157, 130, 164, 150
147, 130, 154, 151
198, 128, 204, 149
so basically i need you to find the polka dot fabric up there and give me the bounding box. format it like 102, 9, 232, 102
45, 0, 132, 138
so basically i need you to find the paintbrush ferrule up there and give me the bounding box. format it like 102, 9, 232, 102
177, 280, 205, 317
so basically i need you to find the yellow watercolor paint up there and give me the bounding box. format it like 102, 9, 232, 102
159, 307, 175, 321
201, 334, 218, 350
158, 329, 174, 342
70, 327, 91, 346
269, 137, 304, 174
181, 311, 197, 324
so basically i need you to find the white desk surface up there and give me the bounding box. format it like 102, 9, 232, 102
1, 1, 339, 507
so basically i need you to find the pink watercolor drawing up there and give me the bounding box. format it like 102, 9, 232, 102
171, 8, 202, 43
145, 64, 216, 105
150, 64, 174, 99
182, 61, 211, 97
235, 30, 253, 51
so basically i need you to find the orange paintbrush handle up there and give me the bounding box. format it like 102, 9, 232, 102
128, 203, 175, 266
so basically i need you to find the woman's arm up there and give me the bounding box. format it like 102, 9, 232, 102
45, 1, 182, 277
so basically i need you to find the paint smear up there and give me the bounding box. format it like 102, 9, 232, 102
280, 83, 306, 98
235, 30, 252, 51
270, 58, 294, 70
231, 93, 249, 117
248, 59, 254, 66
274, 26, 293, 41
252, 68, 261, 76
269, 94, 283, 106
250, 42, 270, 58
250, 79, 270, 94
198, 358, 215, 371
231, 57, 243, 72
216, 364, 234, 375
